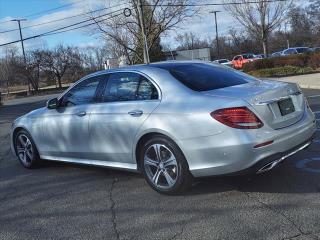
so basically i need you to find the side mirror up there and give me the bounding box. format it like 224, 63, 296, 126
46, 98, 59, 109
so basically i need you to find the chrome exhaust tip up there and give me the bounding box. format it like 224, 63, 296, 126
257, 160, 279, 174
256, 141, 312, 174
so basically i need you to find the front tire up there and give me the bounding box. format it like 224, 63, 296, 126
14, 129, 40, 168
140, 135, 193, 195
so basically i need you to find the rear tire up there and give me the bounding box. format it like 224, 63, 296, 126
140, 135, 193, 195
14, 129, 40, 169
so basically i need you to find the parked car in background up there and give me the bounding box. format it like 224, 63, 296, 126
213, 59, 229, 64
213, 59, 233, 68
11, 61, 316, 194
271, 51, 283, 58
312, 47, 320, 53
254, 54, 266, 59
232, 53, 259, 69
281, 47, 312, 56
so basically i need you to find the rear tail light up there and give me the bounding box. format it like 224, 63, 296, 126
211, 107, 263, 129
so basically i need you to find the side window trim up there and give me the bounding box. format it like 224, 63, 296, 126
97, 74, 110, 102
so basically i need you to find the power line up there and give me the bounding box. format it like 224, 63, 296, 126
0, 9, 126, 47
0, 0, 86, 25
143, 0, 288, 7
42, 12, 124, 37
0, 2, 130, 34
24, 0, 86, 18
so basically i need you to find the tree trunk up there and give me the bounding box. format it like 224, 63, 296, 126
57, 76, 62, 89
262, 32, 268, 56
262, 41, 268, 56
6, 80, 9, 94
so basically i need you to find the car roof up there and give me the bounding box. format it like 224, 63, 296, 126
85, 60, 213, 78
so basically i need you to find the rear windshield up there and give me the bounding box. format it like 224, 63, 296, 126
153, 63, 254, 91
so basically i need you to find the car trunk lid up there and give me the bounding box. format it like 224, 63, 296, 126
202, 79, 305, 129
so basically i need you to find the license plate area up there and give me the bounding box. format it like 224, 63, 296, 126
278, 98, 295, 116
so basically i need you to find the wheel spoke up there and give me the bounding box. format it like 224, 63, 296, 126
162, 170, 175, 187
17, 147, 25, 154
163, 155, 177, 168
152, 144, 162, 161
144, 156, 158, 167
18, 152, 25, 160
25, 138, 31, 148
18, 135, 27, 147
22, 152, 27, 163
152, 169, 161, 185
26, 149, 33, 160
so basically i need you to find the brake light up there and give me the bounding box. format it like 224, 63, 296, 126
211, 107, 263, 129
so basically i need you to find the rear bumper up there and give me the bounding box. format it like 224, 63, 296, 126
227, 138, 313, 176
181, 107, 317, 177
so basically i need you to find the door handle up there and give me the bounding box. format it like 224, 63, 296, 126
76, 111, 86, 117
128, 110, 143, 117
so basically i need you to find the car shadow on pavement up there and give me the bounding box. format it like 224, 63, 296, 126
185, 160, 320, 196
17, 151, 320, 196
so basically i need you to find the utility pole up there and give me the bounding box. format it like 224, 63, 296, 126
137, 0, 150, 64
11, 18, 31, 92
210, 11, 221, 59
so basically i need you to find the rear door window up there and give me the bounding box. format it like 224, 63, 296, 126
102, 72, 159, 102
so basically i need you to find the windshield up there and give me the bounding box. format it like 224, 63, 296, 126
152, 63, 256, 91
242, 54, 255, 59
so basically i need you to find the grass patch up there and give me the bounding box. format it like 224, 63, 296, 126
243, 52, 320, 72
248, 66, 320, 78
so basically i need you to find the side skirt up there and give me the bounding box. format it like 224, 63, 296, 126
40, 155, 139, 172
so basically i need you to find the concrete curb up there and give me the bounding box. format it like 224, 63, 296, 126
297, 84, 320, 90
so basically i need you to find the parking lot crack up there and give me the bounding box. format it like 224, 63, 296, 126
109, 178, 121, 240
169, 224, 185, 240
235, 184, 310, 238
282, 232, 319, 240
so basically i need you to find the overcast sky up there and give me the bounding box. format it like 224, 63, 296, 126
0, 0, 294, 54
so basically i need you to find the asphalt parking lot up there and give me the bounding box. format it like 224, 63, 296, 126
0, 89, 320, 240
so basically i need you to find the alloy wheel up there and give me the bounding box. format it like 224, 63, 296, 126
144, 144, 179, 189
16, 134, 34, 166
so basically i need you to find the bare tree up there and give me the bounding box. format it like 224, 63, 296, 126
0, 47, 18, 94
42, 45, 78, 89
224, 0, 292, 55
79, 46, 109, 71
175, 32, 210, 50
17, 50, 45, 92
91, 0, 197, 63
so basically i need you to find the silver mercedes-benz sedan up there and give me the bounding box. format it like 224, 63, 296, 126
11, 61, 316, 194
